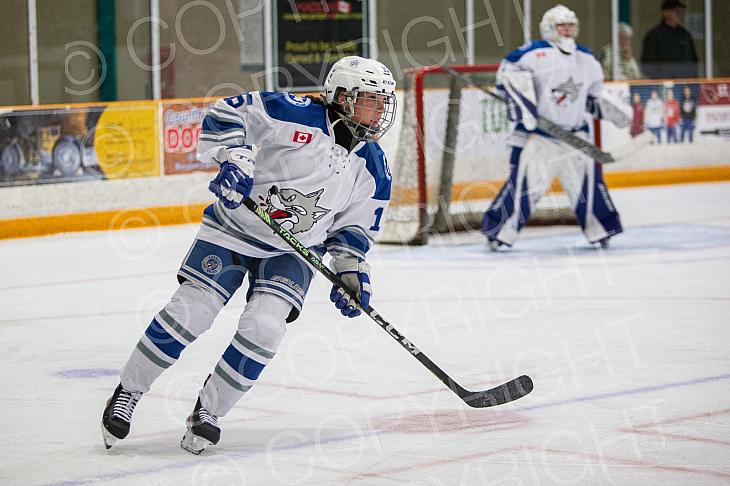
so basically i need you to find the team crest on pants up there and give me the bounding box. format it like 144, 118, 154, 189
259, 186, 330, 234
201, 255, 223, 275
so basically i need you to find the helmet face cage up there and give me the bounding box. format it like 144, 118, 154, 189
337, 89, 397, 141
323, 56, 397, 141
540, 4, 579, 53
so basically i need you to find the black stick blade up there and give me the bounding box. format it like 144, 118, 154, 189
461, 375, 534, 408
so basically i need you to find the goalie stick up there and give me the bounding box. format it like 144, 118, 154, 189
441, 65, 621, 164
242, 193, 533, 408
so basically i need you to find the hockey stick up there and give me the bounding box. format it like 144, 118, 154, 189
242, 194, 533, 408
441, 65, 616, 164
608, 130, 653, 160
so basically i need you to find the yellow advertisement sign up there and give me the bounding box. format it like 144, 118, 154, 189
0, 101, 159, 186
95, 104, 160, 179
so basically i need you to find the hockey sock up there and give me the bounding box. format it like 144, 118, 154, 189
121, 281, 224, 392
199, 292, 290, 417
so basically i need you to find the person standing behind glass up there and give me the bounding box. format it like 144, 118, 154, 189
680, 86, 697, 143
599, 23, 643, 80
645, 90, 665, 143
664, 89, 680, 143
641, 0, 698, 79
631, 93, 645, 137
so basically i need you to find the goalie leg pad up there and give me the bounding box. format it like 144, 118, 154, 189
482, 138, 557, 245
559, 149, 623, 243
482, 147, 530, 245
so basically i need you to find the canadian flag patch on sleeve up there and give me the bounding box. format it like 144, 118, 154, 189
293, 131, 313, 144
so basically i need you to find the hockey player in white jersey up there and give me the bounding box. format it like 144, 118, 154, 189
101, 56, 396, 454
482, 4, 632, 249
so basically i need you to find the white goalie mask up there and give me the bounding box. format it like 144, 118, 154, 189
323, 56, 397, 141
539, 4, 579, 54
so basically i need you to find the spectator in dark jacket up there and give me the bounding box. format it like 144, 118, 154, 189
641, 0, 698, 79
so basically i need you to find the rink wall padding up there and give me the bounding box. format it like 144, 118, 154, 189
2, 165, 729, 240
2, 81, 730, 240
0, 204, 207, 239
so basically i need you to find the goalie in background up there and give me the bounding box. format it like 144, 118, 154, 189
482, 4, 632, 250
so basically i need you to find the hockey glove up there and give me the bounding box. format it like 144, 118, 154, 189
586, 91, 633, 129
500, 70, 538, 131
329, 255, 371, 318
208, 144, 256, 209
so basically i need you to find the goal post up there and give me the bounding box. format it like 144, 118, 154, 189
378, 64, 574, 245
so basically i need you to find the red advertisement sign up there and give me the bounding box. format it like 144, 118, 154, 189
162, 101, 215, 175
699, 83, 730, 105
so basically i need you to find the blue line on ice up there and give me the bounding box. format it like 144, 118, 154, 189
55, 368, 119, 379
516, 372, 730, 412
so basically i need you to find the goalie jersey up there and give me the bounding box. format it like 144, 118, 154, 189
497, 40, 603, 135
195, 92, 392, 259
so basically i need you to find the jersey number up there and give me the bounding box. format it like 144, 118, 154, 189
370, 207, 384, 231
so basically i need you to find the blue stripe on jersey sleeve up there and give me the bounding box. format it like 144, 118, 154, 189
202, 116, 244, 134
505, 40, 552, 62
324, 227, 371, 256
576, 44, 594, 56
355, 142, 392, 201
259, 92, 328, 132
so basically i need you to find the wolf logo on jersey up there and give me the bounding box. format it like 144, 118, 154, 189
551, 77, 583, 105
261, 187, 330, 234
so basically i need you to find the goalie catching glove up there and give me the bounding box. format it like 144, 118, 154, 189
586, 91, 632, 129
329, 254, 372, 318
208, 144, 257, 209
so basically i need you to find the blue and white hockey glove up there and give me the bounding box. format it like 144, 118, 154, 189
208, 145, 256, 209
329, 255, 371, 318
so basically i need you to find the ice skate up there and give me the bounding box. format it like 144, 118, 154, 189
487, 239, 503, 252
597, 237, 610, 249
180, 398, 220, 454
101, 383, 142, 449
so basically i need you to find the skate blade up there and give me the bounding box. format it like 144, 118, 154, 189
180, 429, 213, 455
487, 240, 503, 252
101, 422, 117, 449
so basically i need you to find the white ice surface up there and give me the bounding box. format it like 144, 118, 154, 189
1, 182, 729, 485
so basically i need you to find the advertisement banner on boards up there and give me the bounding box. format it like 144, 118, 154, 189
162, 100, 216, 175
600, 80, 730, 172
0, 102, 159, 187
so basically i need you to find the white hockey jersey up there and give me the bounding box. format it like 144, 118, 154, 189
497, 40, 604, 142
195, 92, 392, 259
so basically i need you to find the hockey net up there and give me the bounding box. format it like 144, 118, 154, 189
378, 64, 574, 245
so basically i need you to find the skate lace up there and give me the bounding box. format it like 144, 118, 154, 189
113, 389, 141, 423
198, 405, 218, 427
